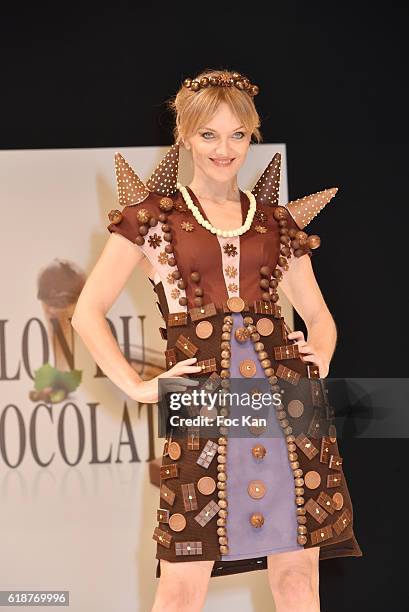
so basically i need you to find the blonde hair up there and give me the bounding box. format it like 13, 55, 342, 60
167, 68, 263, 145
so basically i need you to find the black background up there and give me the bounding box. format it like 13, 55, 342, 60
1, 2, 407, 609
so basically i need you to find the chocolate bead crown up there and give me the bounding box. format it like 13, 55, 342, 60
183, 71, 259, 97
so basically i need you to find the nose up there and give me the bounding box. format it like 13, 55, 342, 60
214, 137, 233, 157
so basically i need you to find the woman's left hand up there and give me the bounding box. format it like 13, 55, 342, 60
287, 330, 330, 378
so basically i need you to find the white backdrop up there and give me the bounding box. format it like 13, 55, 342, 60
0, 144, 292, 611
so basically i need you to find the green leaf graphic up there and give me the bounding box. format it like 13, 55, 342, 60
33, 363, 82, 394
57, 369, 82, 392
34, 363, 58, 390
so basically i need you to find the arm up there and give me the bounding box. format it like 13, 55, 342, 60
279, 253, 337, 378
71, 232, 201, 401
71, 233, 149, 397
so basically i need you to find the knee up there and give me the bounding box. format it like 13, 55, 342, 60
152, 577, 203, 612
273, 566, 316, 605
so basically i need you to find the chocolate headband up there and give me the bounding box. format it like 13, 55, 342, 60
183, 71, 259, 97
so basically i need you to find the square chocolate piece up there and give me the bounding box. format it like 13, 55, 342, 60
175, 541, 203, 556
305, 498, 329, 524
307, 364, 320, 378
333, 508, 352, 536
316, 491, 337, 515
189, 303, 217, 322
181, 482, 198, 511
294, 433, 319, 460
152, 526, 173, 548
165, 348, 177, 369
157, 508, 170, 523
253, 300, 278, 315
187, 426, 200, 450
310, 379, 325, 407
196, 440, 218, 468
194, 500, 220, 527
196, 357, 217, 374
276, 364, 301, 385
160, 463, 179, 480
176, 334, 199, 358
273, 344, 300, 360
167, 312, 188, 327
160, 483, 176, 506
310, 524, 333, 545
320, 437, 331, 464
329, 454, 343, 471
327, 473, 342, 488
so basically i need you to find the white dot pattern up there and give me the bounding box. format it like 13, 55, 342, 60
286, 188, 338, 229
251, 152, 281, 207
114, 152, 150, 207
146, 143, 179, 196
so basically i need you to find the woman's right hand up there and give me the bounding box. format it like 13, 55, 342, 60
129, 357, 203, 404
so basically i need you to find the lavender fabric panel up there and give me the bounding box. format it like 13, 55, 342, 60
221, 312, 303, 560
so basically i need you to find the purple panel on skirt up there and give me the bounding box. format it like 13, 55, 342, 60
221, 312, 304, 560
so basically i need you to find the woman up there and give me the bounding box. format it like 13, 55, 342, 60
72, 69, 362, 612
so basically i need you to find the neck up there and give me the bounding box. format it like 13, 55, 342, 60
187, 169, 240, 202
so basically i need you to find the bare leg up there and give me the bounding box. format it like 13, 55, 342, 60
267, 547, 320, 612
151, 559, 214, 612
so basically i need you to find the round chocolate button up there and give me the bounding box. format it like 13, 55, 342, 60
226, 296, 245, 312
250, 512, 264, 527
168, 441, 181, 460
195, 320, 213, 339
304, 470, 321, 489
248, 480, 266, 499
251, 444, 267, 459
287, 399, 304, 418
332, 492, 344, 510
235, 327, 249, 343
197, 476, 216, 495
239, 359, 257, 377
256, 318, 274, 336
159, 197, 174, 211
169, 513, 186, 532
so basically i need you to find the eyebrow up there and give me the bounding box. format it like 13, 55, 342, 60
200, 125, 245, 132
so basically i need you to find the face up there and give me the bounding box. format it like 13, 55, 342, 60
183, 101, 251, 183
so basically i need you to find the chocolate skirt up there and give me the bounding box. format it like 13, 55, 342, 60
155, 311, 363, 578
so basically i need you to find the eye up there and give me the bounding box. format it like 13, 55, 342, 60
200, 131, 214, 139
233, 131, 245, 139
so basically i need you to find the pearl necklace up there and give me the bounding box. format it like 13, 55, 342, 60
177, 182, 257, 238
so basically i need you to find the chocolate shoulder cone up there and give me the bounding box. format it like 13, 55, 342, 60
286, 187, 338, 229
114, 152, 150, 206
252, 152, 281, 207
146, 143, 180, 196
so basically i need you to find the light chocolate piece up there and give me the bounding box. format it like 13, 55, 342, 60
194, 500, 220, 527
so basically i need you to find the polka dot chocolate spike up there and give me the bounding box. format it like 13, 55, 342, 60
114, 152, 150, 207
146, 143, 180, 196
285, 187, 338, 229
251, 152, 281, 207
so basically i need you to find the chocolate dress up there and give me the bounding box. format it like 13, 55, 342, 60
106, 145, 363, 578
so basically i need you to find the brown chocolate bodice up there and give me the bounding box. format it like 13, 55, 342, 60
107, 187, 301, 316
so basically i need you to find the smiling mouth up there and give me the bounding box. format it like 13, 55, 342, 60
210, 158, 235, 166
